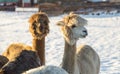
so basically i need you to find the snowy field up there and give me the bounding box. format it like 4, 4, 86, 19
0, 11, 120, 74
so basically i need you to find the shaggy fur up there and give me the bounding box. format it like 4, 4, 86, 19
57, 12, 100, 74
2, 43, 32, 61
57, 12, 88, 45
63, 12, 87, 27
1, 50, 40, 74
3, 12, 50, 65
29, 12, 50, 65
0, 55, 8, 68
22, 65, 68, 74
29, 12, 49, 40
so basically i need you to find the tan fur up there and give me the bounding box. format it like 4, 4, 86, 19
29, 12, 50, 65
3, 12, 50, 66
57, 12, 100, 74
0, 55, 8, 68
2, 43, 32, 61
29, 12, 49, 40
32, 38, 45, 65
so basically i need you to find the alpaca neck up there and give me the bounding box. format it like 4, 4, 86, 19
32, 38, 45, 65
62, 40, 76, 74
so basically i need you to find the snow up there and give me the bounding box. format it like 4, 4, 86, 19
15, 7, 39, 12
0, 11, 120, 74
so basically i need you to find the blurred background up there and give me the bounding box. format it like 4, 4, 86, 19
0, 0, 120, 15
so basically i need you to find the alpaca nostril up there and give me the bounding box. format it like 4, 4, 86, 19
83, 30, 88, 35
83, 30, 87, 33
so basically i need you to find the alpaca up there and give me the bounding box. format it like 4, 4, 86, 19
2, 12, 49, 65
2, 43, 32, 61
22, 65, 68, 74
0, 50, 40, 74
0, 55, 8, 68
29, 11, 49, 65
57, 12, 100, 74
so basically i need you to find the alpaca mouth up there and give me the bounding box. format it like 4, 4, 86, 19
45, 29, 49, 34
81, 35, 87, 38
43, 32, 48, 36
83, 35, 87, 38
42, 29, 49, 35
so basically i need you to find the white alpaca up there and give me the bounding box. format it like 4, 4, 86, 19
57, 12, 100, 74
22, 65, 68, 74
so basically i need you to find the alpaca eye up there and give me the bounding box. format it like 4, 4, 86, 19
39, 20, 43, 23
71, 25, 76, 28
44, 21, 48, 25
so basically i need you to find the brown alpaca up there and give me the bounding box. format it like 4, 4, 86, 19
2, 12, 49, 65
0, 50, 40, 74
0, 55, 8, 68
3, 43, 32, 61
57, 12, 100, 74
28, 11, 49, 65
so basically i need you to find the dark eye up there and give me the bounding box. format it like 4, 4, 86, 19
39, 20, 43, 23
44, 21, 48, 25
71, 25, 76, 28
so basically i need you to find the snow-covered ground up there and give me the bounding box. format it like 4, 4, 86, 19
0, 11, 120, 74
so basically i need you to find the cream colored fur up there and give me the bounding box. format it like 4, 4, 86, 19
76, 45, 100, 74
57, 12, 88, 45
22, 65, 68, 74
57, 12, 100, 74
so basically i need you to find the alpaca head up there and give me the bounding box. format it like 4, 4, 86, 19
57, 12, 88, 45
29, 12, 49, 40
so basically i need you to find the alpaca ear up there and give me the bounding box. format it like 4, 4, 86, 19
28, 14, 38, 24
56, 21, 65, 26
69, 12, 75, 15
28, 17, 35, 24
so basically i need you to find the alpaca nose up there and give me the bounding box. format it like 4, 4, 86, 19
83, 30, 88, 36
40, 26, 44, 31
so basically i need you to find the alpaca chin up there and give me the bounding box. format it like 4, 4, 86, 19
65, 37, 76, 46
32, 32, 48, 40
